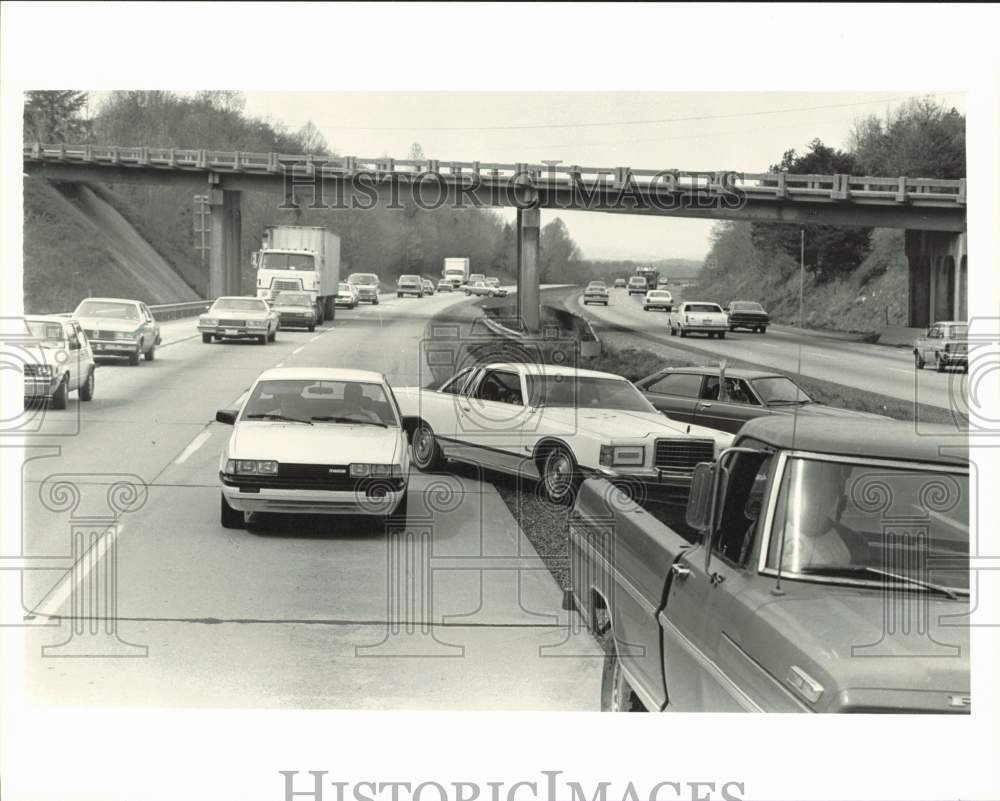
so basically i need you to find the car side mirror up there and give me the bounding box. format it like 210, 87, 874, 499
216, 409, 237, 425
685, 462, 716, 533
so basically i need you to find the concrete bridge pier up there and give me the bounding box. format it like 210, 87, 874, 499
516, 207, 541, 333
207, 187, 243, 298
905, 230, 967, 327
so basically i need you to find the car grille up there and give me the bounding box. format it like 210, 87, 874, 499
272, 279, 302, 291
654, 438, 716, 473
23, 364, 48, 377
225, 463, 404, 492
86, 329, 118, 341
218, 319, 246, 327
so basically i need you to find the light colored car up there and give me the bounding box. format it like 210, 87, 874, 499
422, 279, 436, 296
199, 296, 279, 345
464, 280, 495, 297
335, 281, 359, 309
669, 301, 729, 338
271, 291, 318, 331
914, 321, 968, 372
613, 278, 627, 289
73, 297, 160, 365
583, 281, 609, 306
347, 273, 380, 305
22, 315, 96, 408
627, 277, 647, 296
643, 289, 673, 312
397, 275, 424, 298
215, 367, 410, 528
436, 279, 453, 293
485, 278, 508, 297
394, 362, 732, 504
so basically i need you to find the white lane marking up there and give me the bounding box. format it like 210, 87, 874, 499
31, 522, 124, 619
309, 335, 321, 342
275, 362, 285, 368
813, 352, 837, 360
888, 367, 913, 374
174, 430, 211, 464
292, 346, 304, 355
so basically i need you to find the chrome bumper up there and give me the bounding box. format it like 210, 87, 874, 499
90, 339, 140, 355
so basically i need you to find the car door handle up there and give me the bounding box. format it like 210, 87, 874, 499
671, 563, 691, 579
699, 402, 713, 408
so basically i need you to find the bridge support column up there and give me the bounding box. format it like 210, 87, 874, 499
208, 188, 243, 298
904, 230, 967, 327
516, 207, 541, 333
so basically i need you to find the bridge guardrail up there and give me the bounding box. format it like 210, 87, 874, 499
24, 143, 966, 207
148, 300, 212, 321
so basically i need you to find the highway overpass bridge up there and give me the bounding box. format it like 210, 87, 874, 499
23, 143, 968, 330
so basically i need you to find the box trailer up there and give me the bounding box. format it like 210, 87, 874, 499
254, 225, 341, 323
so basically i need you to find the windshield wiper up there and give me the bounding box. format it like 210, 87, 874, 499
310, 416, 387, 428
244, 413, 313, 425
798, 565, 961, 599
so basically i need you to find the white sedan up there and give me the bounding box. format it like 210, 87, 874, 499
199, 296, 279, 345
668, 301, 729, 338
393, 362, 732, 504
215, 367, 410, 527
643, 289, 673, 312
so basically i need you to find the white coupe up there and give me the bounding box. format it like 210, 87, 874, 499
215, 367, 410, 527
394, 362, 732, 504
668, 301, 729, 338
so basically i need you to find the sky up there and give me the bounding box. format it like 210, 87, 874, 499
239, 91, 963, 261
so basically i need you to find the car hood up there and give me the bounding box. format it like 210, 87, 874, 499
735, 588, 970, 712
272, 303, 314, 312
539, 406, 733, 447
779, 403, 887, 420
74, 316, 141, 333
206, 308, 270, 320
229, 422, 402, 464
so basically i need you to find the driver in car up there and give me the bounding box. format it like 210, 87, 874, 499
780, 463, 852, 571
340, 383, 382, 424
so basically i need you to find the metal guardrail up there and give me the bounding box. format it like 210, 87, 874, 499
147, 300, 212, 321
24, 143, 966, 208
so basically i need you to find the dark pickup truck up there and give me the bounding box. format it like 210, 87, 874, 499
568, 416, 970, 713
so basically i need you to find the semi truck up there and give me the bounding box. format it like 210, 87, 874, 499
253, 225, 341, 323
442, 257, 470, 288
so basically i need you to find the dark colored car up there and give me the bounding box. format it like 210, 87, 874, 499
635, 366, 885, 434
726, 300, 770, 333
270, 291, 318, 331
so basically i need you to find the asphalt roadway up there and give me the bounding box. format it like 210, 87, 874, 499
14, 290, 602, 710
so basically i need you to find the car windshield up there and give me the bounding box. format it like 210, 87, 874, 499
272, 292, 311, 306
526, 374, 657, 413
212, 298, 268, 312
764, 457, 969, 593
242, 379, 397, 427
628, 278, 643, 284
399, 276, 419, 283
731, 302, 764, 311
260, 253, 314, 271
338, 283, 352, 293
685, 303, 723, 313
348, 274, 378, 286
26, 320, 66, 343
751, 376, 810, 404
75, 300, 140, 320
948, 325, 968, 338
587, 282, 605, 289
649, 291, 669, 298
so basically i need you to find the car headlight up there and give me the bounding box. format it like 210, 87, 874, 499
599, 445, 645, 467
202, 318, 219, 327
350, 463, 404, 478
247, 320, 268, 328
114, 331, 138, 341
31, 364, 53, 378
226, 459, 278, 475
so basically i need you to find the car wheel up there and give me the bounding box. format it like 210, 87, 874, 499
679, 329, 687, 338
145, 343, 155, 361
79, 368, 95, 402
128, 350, 140, 366
914, 351, 925, 370
220, 494, 244, 529
601, 640, 645, 712
202, 333, 212, 344
268, 328, 276, 343
50, 375, 69, 410
383, 487, 409, 525
936, 354, 946, 373
259, 335, 267, 345
411, 423, 444, 471
540, 445, 578, 506
760, 327, 767, 334
308, 324, 316, 332
719, 332, 727, 339
669, 325, 676, 336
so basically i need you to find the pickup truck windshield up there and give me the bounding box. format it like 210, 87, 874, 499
75, 301, 139, 320
764, 457, 968, 593
260, 253, 315, 271
526, 375, 657, 413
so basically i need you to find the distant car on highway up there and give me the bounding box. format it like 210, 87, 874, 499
657, 279, 671, 289
668, 301, 729, 338
726, 300, 770, 333
215, 367, 410, 528
73, 297, 160, 365
643, 289, 673, 312
347, 273, 380, 305
199, 296, 279, 345
485, 278, 508, 297
626, 276, 647, 295
583, 281, 610, 305
914, 321, 968, 373
436, 279, 453, 293
613, 278, 627, 289
334, 282, 359, 310
397, 275, 424, 298
464, 280, 496, 297
22, 315, 96, 409
394, 362, 732, 504
635, 366, 886, 434
422, 279, 436, 296
271, 291, 318, 331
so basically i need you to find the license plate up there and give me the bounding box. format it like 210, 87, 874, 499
224, 328, 239, 335
703, 318, 712, 324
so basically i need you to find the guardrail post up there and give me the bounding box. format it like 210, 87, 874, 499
896, 176, 908, 203
957, 178, 966, 205
516, 206, 541, 333
775, 171, 787, 198
613, 167, 631, 189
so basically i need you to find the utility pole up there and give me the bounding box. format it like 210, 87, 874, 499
799, 228, 805, 328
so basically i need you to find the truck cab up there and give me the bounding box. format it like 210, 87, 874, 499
253, 225, 340, 323
569, 416, 970, 713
